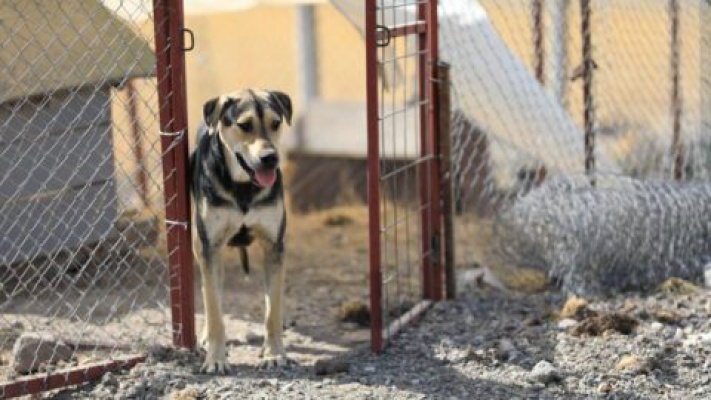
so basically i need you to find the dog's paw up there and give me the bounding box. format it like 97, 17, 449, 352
200, 340, 230, 374
258, 355, 297, 370
201, 357, 230, 374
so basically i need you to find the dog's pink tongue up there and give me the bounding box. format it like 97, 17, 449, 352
255, 169, 277, 187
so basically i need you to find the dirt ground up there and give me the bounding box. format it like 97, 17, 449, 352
3, 205, 711, 399
44, 274, 711, 399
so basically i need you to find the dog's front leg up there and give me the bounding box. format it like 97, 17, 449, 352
194, 238, 229, 374
259, 241, 293, 368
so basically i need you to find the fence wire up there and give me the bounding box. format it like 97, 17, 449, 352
437, 0, 711, 296
0, 0, 173, 394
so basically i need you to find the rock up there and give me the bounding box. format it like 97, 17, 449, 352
245, 331, 263, 346
659, 278, 701, 295
597, 382, 613, 394
314, 358, 350, 376
615, 355, 653, 375
10, 333, 74, 374
338, 300, 370, 327
650, 322, 664, 332
529, 360, 561, 384
560, 296, 595, 320
323, 214, 354, 227
101, 372, 119, 387
615, 355, 641, 371
281, 382, 297, 392
571, 313, 638, 337
651, 308, 683, 324
171, 386, 201, 400
496, 339, 519, 361
672, 328, 685, 343
557, 318, 579, 330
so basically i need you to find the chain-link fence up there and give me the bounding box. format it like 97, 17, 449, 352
437, 0, 711, 296
0, 1, 190, 396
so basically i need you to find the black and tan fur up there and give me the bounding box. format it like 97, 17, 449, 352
189, 89, 292, 373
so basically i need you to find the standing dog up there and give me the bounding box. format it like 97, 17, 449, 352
189, 89, 292, 373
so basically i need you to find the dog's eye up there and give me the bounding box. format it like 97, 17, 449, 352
237, 121, 253, 133
271, 120, 281, 131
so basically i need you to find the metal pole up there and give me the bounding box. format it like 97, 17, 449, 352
533, 0, 545, 84
296, 5, 318, 105
153, 0, 196, 350
670, 0, 684, 180
126, 79, 149, 207
427, 0, 443, 302
365, 0, 383, 354
703, 1, 711, 148
547, 0, 569, 104
580, 0, 595, 185
437, 62, 455, 300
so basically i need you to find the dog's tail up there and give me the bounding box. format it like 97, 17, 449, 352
239, 246, 250, 275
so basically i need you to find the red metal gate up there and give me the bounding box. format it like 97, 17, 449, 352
365, 0, 443, 353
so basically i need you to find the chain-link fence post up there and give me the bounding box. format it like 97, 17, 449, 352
669, 0, 684, 180
580, 0, 596, 185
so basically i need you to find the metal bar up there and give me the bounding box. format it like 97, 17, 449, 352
379, 49, 429, 65
0, 356, 145, 398
365, 0, 383, 354
378, 99, 429, 120
126, 79, 149, 207
377, 21, 426, 42
379, 155, 434, 181
383, 300, 432, 342
533, 0, 545, 83
426, 0, 443, 301
153, 0, 196, 350
580, 0, 595, 185
437, 62, 455, 300
547, 0, 569, 104
670, 0, 684, 180
417, 2, 433, 300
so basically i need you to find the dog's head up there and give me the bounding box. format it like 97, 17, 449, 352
202, 89, 292, 187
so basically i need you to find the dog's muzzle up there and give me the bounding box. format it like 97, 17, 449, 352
253, 151, 279, 188
259, 152, 279, 170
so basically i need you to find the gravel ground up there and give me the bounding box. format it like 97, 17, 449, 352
47, 278, 711, 399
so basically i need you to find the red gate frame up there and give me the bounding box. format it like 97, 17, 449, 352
366, 0, 443, 353
153, 0, 196, 350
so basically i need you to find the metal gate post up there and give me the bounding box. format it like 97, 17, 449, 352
365, 0, 383, 354
426, 0, 443, 302
417, 2, 434, 300
153, 0, 196, 350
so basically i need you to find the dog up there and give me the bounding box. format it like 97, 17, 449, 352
189, 89, 292, 373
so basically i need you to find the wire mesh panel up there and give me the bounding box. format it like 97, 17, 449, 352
437, 0, 711, 296
0, 0, 192, 396
366, 0, 443, 353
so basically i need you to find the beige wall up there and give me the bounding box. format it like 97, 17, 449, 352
183, 4, 365, 139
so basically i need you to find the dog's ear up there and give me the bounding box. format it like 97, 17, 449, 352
203, 97, 221, 128
219, 98, 237, 127
268, 91, 292, 126
203, 96, 237, 129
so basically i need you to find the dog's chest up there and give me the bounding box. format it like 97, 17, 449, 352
202, 204, 283, 245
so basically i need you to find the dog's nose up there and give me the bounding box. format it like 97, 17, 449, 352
259, 152, 279, 169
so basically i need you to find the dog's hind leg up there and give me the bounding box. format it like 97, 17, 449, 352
258, 239, 294, 368
193, 228, 229, 374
